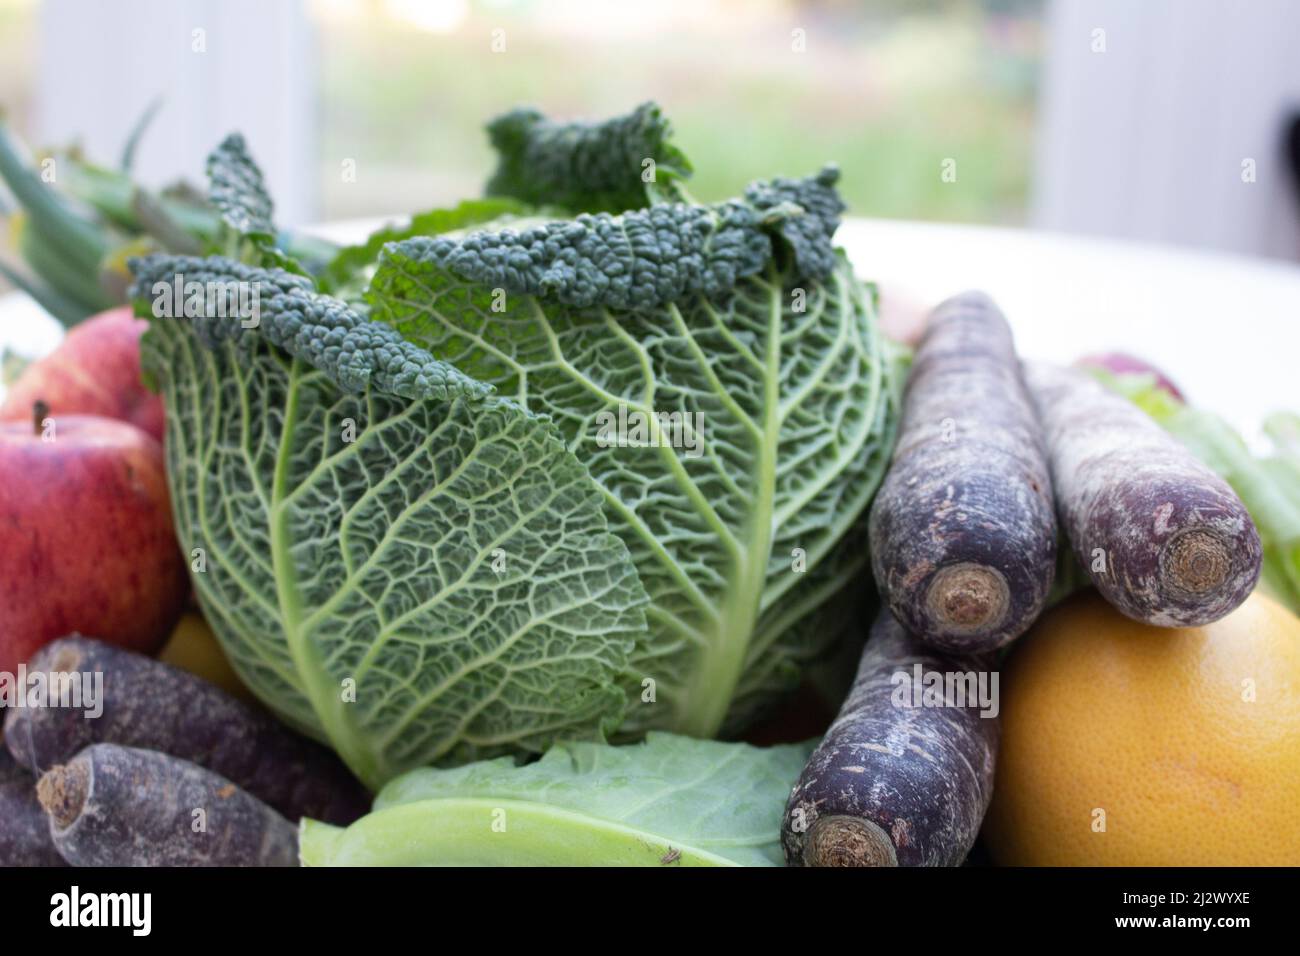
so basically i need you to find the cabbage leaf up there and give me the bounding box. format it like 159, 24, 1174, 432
300, 733, 813, 866
131, 104, 899, 787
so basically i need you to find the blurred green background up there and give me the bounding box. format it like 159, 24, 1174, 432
0, 0, 1044, 287
314, 0, 1043, 222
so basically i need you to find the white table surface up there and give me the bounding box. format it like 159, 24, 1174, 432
4, 217, 1297, 436
836, 219, 1300, 438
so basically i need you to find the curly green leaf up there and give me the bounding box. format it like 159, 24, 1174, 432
486, 102, 692, 213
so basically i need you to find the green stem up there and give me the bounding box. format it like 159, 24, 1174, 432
269, 359, 381, 789
0, 121, 108, 274
675, 273, 783, 738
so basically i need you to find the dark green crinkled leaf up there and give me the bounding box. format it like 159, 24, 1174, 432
380, 168, 844, 312
206, 133, 305, 274
486, 102, 692, 213
745, 165, 845, 279
129, 255, 489, 402
207, 133, 275, 240
318, 197, 535, 298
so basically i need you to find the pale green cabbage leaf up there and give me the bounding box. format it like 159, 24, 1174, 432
370, 248, 897, 738
136, 260, 650, 789
300, 733, 813, 866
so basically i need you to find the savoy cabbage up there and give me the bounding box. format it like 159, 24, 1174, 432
131, 104, 900, 788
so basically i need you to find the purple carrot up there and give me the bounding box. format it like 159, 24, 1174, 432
0, 745, 65, 866
869, 291, 1057, 653
4, 636, 368, 823
1025, 361, 1262, 626
38, 744, 297, 867
782, 610, 999, 866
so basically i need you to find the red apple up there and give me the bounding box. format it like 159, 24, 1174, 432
0, 306, 164, 443
0, 405, 188, 674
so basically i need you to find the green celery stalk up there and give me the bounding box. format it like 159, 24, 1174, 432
0, 122, 109, 277
56, 154, 141, 231
19, 219, 114, 315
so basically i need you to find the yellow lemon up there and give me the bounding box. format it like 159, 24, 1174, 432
984, 589, 1300, 865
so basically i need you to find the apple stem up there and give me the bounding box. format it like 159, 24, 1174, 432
33, 399, 48, 436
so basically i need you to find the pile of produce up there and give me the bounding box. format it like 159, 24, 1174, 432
0, 103, 1296, 867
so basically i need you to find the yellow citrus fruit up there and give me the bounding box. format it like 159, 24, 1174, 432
158, 611, 255, 702
984, 589, 1300, 866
